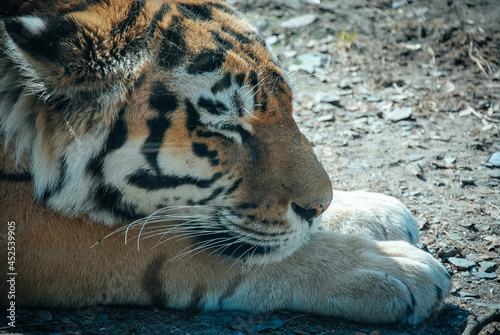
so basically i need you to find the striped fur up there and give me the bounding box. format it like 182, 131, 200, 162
0, 0, 450, 325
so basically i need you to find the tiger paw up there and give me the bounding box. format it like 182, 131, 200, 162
320, 190, 419, 244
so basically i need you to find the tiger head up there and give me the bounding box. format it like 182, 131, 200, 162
0, 0, 332, 263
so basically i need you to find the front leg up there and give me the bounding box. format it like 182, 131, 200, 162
321, 190, 420, 244
219, 232, 451, 324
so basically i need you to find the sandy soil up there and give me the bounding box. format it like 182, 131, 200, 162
4, 0, 500, 334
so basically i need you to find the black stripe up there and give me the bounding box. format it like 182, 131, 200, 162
142, 255, 169, 306
0, 171, 32, 182
111, 0, 145, 37
94, 183, 141, 220
192, 142, 219, 166
196, 129, 234, 144
225, 178, 242, 195
187, 49, 226, 74
143, 82, 177, 172
211, 72, 232, 94
41, 157, 67, 202
248, 71, 259, 89
128, 170, 223, 190
197, 97, 228, 115
177, 4, 212, 21
257, 90, 268, 113
87, 106, 128, 176
185, 99, 200, 132
221, 27, 252, 44
194, 187, 225, 206
159, 16, 187, 70
211, 31, 233, 51
134, 3, 170, 49
211, 3, 238, 16
85, 107, 141, 220
235, 73, 245, 87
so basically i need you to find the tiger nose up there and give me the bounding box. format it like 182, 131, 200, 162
291, 202, 330, 222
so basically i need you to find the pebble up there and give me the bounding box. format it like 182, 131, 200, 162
479, 261, 496, 272
437, 247, 460, 258
317, 113, 335, 122
409, 155, 424, 162
391, 1, 406, 9
313, 103, 335, 112
265, 35, 279, 46
444, 156, 456, 165
488, 169, 500, 179
280, 14, 317, 29
488, 152, 500, 167
255, 20, 268, 30
317, 93, 342, 106
292, 53, 328, 74
448, 257, 476, 270
384, 107, 413, 122
461, 177, 476, 186
459, 290, 480, 298
421, 197, 433, 205
471, 271, 497, 279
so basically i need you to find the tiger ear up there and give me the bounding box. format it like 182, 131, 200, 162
2, 16, 77, 66
2, 15, 139, 96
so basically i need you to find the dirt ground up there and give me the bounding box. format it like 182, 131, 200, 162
3, 0, 500, 334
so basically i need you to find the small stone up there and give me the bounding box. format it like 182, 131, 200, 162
448, 257, 476, 270
317, 113, 335, 122
479, 261, 496, 272
384, 107, 413, 122
459, 290, 480, 298
293, 53, 328, 74
461, 177, 476, 186
437, 247, 460, 258
417, 215, 429, 230
488, 170, 500, 179
471, 271, 497, 279
421, 197, 433, 205
317, 93, 342, 107
444, 156, 456, 165
409, 155, 424, 162
280, 14, 317, 29
488, 152, 500, 167
265, 35, 279, 46
442, 81, 456, 94
313, 103, 335, 112
255, 20, 268, 30
391, 1, 406, 9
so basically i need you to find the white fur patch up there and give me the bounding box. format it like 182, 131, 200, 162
171, 69, 256, 139
16, 16, 47, 36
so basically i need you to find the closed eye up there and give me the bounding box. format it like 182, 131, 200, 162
238, 126, 257, 163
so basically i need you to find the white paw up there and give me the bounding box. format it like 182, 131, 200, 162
320, 190, 419, 244
340, 236, 451, 324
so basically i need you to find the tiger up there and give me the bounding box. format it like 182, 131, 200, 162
0, 0, 451, 325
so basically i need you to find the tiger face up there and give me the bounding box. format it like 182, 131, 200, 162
0, 0, 332, 263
